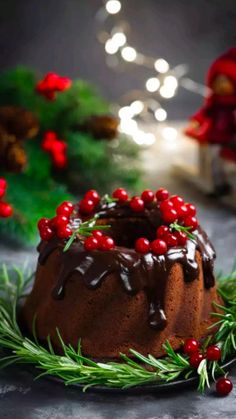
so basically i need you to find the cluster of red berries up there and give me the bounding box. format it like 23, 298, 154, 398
42, 131, 67, 169
36, 72, 71, 100
0, 178, 13, 218
183, 338, 233, 396
84, 230, 115, 252
79, 190, 101, 215
38, 201, 74, 241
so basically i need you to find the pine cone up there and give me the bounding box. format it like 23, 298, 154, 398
81, 115, 119, 140
0, 106, 39, 140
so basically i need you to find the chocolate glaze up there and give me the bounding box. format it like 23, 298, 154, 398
38, 201, 216, 331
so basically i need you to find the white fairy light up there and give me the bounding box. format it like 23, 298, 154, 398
112, 32, 127, 47
154, 58, 169, 73
118, 106, 134, 119
159, 85, 175, 98
105, 0, 121, 14
121, 46, 137, 62
130, 100, 144, 115
163, 75, 178, 90
162, 127, 177, 141
105, 39, 119, 54
143, 133, 156, 145
154, 108, 167, 122
145, 77, 160, 93
119, 118, 138, 135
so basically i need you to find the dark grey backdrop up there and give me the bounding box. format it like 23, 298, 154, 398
0, 0, 236, 118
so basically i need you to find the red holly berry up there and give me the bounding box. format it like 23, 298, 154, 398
57, 226, 72, 239
176, 204, 188, 219
183, 338, 199, 355
92, 230, 103, 240
216, 377, 233, 396
174, 231, 187, 246
206, 345, 221, 362
52, 151, 68, 169
85, 190, 100, 205
56, 202, 73, 217
40, 226, 54, 241
112, 187, 129, 202
184, 216, 199, 231
170, 195, 184, 206
0, 178, 7, 190
156, 188, 169, 201
162, 208, 178, 224
135, 237, 150, 254
189, 352, 204, 369
38, 217, 51, 231
41, 131, 57, 151
185, 203, 197, 216
56, 77, 71, 91
130, 197, 145, 212
141, 189, 154, 203
159, 200, 174, 212
165, 233, 178, 247
99, 236, 115, 251
79, 199, 95, 215
50, 215, 69, 230
62, 201, 74, 210
156, 225, 170, 238
0, 202, 13, 218
151, 239, 168, 255
84, 236, 99, 251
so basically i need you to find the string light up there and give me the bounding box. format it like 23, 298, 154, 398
159, 85, 175, 98
121, 46, 137, 62
145, 77, 160, 93
130, 100, 144, 115
162, 127, 178, 141
155, 108, 167, 121
105, 0, 121, 14
154, 58, 169, 73
105, 39, 119, 54
163, 75, 178, 90
112, 32, 126, 47
118, 106, 134, 119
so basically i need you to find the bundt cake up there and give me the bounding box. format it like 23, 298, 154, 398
21, 187, 221, 359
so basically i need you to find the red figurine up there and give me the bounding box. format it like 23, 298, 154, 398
185, 48, 236, 196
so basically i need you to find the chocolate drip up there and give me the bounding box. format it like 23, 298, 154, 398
37, 202, 216, 331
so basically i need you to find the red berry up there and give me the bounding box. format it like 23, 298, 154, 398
92, 230, 103, 240
0, 202, 13, 218
99, 236, 115, 251
84, 236, 99, 251
130, 197, 145, 212
170, 195, 184, 206
0, 187, 5, 199
174, 231, 187, 246
40, 226, 54, 241
79, 199, 95, 215
85, 190, 100, 205
62, 201, 74, 210
57, 226, 72, 239
112, 187, 129, 202
151, 239, 168, 255
206, 345, 221, 362
0, 178, 7, 190
176, 204, 188, 219
162, 208, 178, 224
216, 377, 233, 396
156, 225, 169, 238
189, 352, 204, 369
185, 203, 196, 216
135, 237, 150, 254
56, 202, 73, 217
141, 189, 154, 203
184, 216, 199, 231
165, 233, 178, 247
183, 338, 199, 355
56, 77, 71, 91
159, 200, 174, 212
38, 217, 50, 230
50, 215, 68, 230
156, 188, 169, 201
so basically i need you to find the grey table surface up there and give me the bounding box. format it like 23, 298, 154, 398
0, 141, 236, 418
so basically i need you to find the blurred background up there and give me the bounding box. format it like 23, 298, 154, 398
0, 0, 236, 272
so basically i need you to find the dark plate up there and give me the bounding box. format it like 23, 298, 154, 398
47, 357, 236, 394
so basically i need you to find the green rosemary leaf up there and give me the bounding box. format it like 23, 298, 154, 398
169, 222, 196, 241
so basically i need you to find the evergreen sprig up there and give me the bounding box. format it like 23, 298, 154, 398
0, 263, 235, 392
170, 222, 196, 241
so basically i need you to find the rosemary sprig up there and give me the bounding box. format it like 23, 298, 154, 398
170, 222, 196, 241
101, 194, 118, 205
0, 263, 235, 392
63, 215, 111, 252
